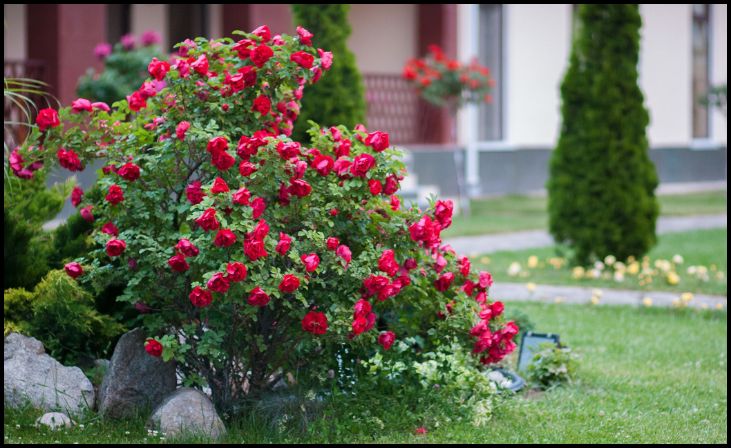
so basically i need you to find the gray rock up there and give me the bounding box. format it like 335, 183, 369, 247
98, 328, 176, 419
35, 412, 74, 430
4, 333, 95, 415
147, 388, 226, 440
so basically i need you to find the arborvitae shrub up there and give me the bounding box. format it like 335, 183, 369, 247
547, 4, 659, 265
291, 4, 366, 142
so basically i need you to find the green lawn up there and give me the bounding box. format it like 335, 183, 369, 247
444, 190, 727, 237
472, 229, 727, 296
4, 303, 727, 444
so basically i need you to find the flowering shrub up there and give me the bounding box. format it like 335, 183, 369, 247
403, 44, 494, 109
526, 342, 578, 390
14, 26, 516, 411
77, 31, 166, 105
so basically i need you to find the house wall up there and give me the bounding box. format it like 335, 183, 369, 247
349, 4, 417, 74
4, 4, 26, 60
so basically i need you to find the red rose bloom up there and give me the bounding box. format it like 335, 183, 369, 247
232, 187, 251, 205
378, 249, 399, 276
176, 121, 190, 140
250, 197, 266, 218
378, 331, 396, 350
353, 299, 371, 319
279, 274, 300, 293
101, 222, 119, 236
207, 272, 231, 293
296, 26, 314, 46
239, 160, 258, 177
301, 253, 320, 272
250, 44, 274, 67
176, 238, 199, 257
105, 185, 124, 205
71, 98, 93, 113
195, 208, 220, 231
475, 291, 487, 305
351, 316, 368, 335
288, 178, 312, 198
326, 237, 340, 251
207, 136, 229, 154
71, 186, 84, 207
377, 282, 401, 301
302, 311, 328, 335
434, 272, 455, 292
189, 286, 213, 307
252, 95, 271, 115
490, 301, 505, 317
335, 139, 351, 157
276, 233, 292, 255
36, 108, 60, 131
458, 256, 471, 277
148, 57, 170, 80
349, 154, 376, 177
106, 238, 127, 257
117, 162, 141, 181
210, 177, 230, 194
383, 175, 399, 195
214, 229, 237, 247
126, 91, 147, 111
191, 54, 209, 76
318, 48, 333, 70
365, 131, 390, 152
252, 25, 272, 42
244, 237, 268, 261
247, 287, 271, 307
211, 150, 236, 171
186, 181, 205, 205
226, 262, 247, 282
434, 199, 454, 229
80, 205, 94, 222
478, 271, 493, 289
64, 262, 84, 279
368, 179, 382, 195
336, 245, 352, 265
57, 148, 83, 172
290, 51, 315, 69
363, 275, 389, 297
168, 254, 189, 272
311, 154, 334, 176
145, 339, 163, 357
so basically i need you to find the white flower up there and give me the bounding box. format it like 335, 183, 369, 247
507, 262, 522, 277
604, 255, 616, 266
672, 254, 684, 264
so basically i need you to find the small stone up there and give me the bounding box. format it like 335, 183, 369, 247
147, 388, 226, 440
35, 413, 74, 430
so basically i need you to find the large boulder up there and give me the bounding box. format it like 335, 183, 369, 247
98, 328, 176, 419
147, 388, 226, 440
4, 333, 95, 415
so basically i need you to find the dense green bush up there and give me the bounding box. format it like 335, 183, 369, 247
4, 270, 125, 366
3, 171, 72, 290
291, 4, 366, 142
547, 4, 659, 265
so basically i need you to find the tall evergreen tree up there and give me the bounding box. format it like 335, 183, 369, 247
291, 4, 366, 142
547, 4, 659, 264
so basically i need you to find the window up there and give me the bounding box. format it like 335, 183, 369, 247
168, 4, 209, 53
107, 4, 131, 44
478, 4, 503, 141
692, 4, 711, 139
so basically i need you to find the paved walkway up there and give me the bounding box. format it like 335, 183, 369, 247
490, 282, 726, 310
446, 214, 727, 256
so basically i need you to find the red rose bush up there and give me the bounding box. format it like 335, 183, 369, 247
15, 27, 516, 412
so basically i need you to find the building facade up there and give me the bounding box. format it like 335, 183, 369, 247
4, 4, 727, 200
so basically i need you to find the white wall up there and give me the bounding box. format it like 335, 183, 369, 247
503, 4, 572, 147
131, 4, 169, 50
711, 3, 727, 144
349, 4, 417, 74
640, 4, 692, 147
209, 4, 223, 40
4, 4, 26, 60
